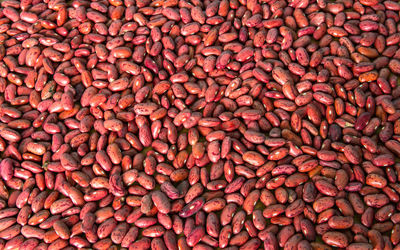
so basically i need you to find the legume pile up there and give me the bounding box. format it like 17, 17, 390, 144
1, 0, 400, 249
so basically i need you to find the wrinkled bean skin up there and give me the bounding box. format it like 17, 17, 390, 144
0, 0, 400, 249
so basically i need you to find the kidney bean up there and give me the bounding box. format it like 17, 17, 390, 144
0, 0, 400, 249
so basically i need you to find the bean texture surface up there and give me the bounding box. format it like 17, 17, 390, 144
0, 0, 400, 249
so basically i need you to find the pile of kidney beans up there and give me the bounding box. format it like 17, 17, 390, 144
1, 0, 400, 249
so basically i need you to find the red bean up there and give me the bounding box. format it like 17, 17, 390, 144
0, 0, 400, 249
